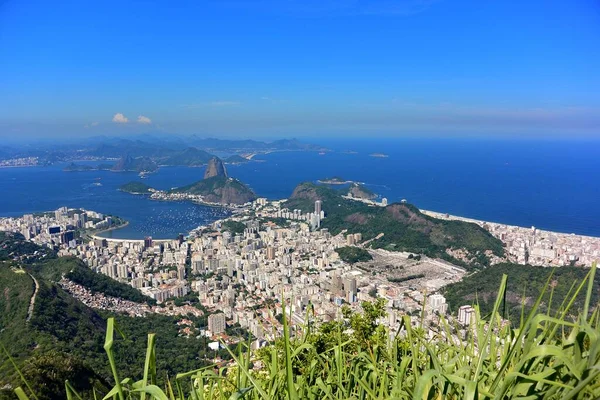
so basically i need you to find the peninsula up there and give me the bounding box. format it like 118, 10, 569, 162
170, 157, 256, 205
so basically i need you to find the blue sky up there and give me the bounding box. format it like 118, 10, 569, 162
0, 0, 599, 139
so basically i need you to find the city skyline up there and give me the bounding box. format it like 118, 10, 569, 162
1, 0, 599, 138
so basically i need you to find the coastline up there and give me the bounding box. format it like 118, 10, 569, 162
419, 209, 600, 239
88, 220, 130, 238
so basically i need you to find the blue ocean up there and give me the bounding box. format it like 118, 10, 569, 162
0, 138, 599, 238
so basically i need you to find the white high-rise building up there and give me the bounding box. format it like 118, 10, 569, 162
208, 313, 226, 334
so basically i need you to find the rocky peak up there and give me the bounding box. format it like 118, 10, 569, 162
203, 157, 227, 179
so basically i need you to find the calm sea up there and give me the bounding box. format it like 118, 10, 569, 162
0, 138, 599, 238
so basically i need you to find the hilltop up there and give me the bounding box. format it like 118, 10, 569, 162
159, 147, 213, 167
348, 182, 377, 200
169, 157, 256, 205
203, 157, 227, 179
171, 176, 256, 205
111, 155, 158, 173
285, 182, 504, 269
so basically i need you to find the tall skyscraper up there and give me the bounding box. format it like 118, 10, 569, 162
315, 200, 322, 215
144, 236, 153, 249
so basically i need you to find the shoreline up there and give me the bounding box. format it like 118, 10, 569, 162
88, 220, 130, 238
420, 209, 600, 240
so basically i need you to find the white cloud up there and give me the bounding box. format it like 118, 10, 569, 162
91, 121, 99, 126
137, 115, 152, 124
112, 113, 129, 123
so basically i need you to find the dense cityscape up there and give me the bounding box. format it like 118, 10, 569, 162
2, 192, 598, 351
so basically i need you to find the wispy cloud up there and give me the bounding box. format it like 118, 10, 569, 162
112, 113, 128, 123
137, 115, 152, 124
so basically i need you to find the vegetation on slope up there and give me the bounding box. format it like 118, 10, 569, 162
0, 234, 231, 399
348, 182, 377, 199
443, 262, 600, 321
335, 246, 373, 263
171, 176, 256, 205
285, 182, 504, 269
29, 256, 155, 305
119, 181, 153, 194
220, 220, 246, 235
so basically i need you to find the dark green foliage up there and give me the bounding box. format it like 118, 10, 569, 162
30, 256, 155, 305
443, 263, 600, 322
285, 182, 504, 269
30, 281, 106, 342
221, 220, 246, 235
260, 217, 291, 228
119, 181, 153, 194
335, 246, 373, 263
0, 232, 55, 263
20, 351, 110, 400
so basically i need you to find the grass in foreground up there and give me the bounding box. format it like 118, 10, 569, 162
6, 263, 600, 399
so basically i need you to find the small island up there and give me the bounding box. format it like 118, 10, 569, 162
369, 153, 389, 158
119, 181, 153, 194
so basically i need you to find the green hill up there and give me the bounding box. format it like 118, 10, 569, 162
119, 181, 153, 194
285, 182, 504, 268
160, 147, 214, 166
348, 182, 377, 199
443, 262, 600, 321
171, 175, 256, 205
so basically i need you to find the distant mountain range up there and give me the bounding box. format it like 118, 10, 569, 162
1, 135, 328, 165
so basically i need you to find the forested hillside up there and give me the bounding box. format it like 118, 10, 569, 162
286, 182, 504, 269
